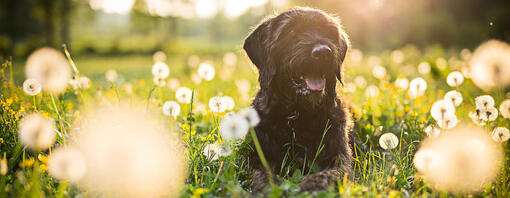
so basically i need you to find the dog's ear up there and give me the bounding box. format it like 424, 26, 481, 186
336, 32, 349, 86
244, 19, 277, 88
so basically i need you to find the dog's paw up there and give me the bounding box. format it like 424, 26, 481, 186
298, 170, 341, 192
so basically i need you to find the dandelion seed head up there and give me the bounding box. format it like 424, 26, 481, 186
209, 96, 228, 113
424, 125, 440, 137
479, 106, 498, 122
18, 113, 56, 151
436, 58, 447, 70
223, 52, 237, 67
394, 77, 409, 90
176, 87, 193, 104
238, 107, 260, 127
187, 55, 200, 68
343, 82, 356, 93
391, 50, 405, 63
475, 95, 495, 110
23, 79, 42, 96
79, 76, 91, 89
498, 99, 510, 118
220, 114, 249, 140
153, 51, 167, 62
446, 71, 464, 87
418, 62, 431, 74
48, 147, 86, 183
430, 100, 455, 121
153, 76, 167, 87
222, 96, 235, 110
162, 101, 180, 117
105, 69, 118, 82
436, 113, 458, 129
203, 141, 232, 161
167, 78, 180, 90
152, 62, 170, 79
469, 40, 510, 90
444, 90, 463, 107
408, 77, 427, 98
372, 65, 386, 80
365, 85, 380, 98
414, 125, 503, 192
354, 76, 367, 88
25, 47, 71, 94
198, 62, 215, 81
379, 133, 399, 150
492, 127, 510, 142
73, 104, 186, 197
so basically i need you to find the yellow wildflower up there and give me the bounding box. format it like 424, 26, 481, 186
66, 103, 74, 110
39, 164, 48, 171
38, 154, 48, 163
192, 188, 209, 198
19, 158, 35, 168
0, 138, 3, 143
5, 98, 12, 106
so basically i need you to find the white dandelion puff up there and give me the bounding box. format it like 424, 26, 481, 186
354, 76, 367, 88
187, 55, 200, 68
436, 58, 447, 70
105, 69, 118, 82
203, 141, 232, 161
479, 106, 498, 122
430, 100, 456, 121
167, 78, 180, 90
73, 104, 186, 197
460, 48, 472, 60
498, 99, 510, 119
444, 90, 463, 107
209, 96, 228, 113
469, 40, 510, 90
424, 125, 440, 137
222, 96, 235, 111
492, 127, 510, 142
48, 147, 86, 183
418, 62, 431, 75
372, 65, 386, 80
23, 79, 42, 96
123, 83, 133, 94
153, 76, 167, 87
349, 49, 363, 63
176, 87, 193, 104
391, 50, 404, 64
437, 114, 458, 129
18, 113, 56, 151
343, 83, 356, 93
408, 77, 427, 98
191, 73, 202, 84
220, 114, 250, 140
379, 133, 399, 150
162, 101, 180, 117
223, 52, 237, 67
25, 47, 71, 94
469, 111, 486, 126
413, 126, 503, 193
475, 95, 495, 110
153, 51, 167, 62
394, 77, 409, 90
365, 85, 380, 98
79, 76, 91, 89
238, 107, 260, 127
198, 62, 215, 81
152, 62, 170, 79
446, 71, 464, 87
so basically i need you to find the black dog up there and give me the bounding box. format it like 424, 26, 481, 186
243, 7, 353, 192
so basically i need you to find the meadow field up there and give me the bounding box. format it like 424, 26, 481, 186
0, 40, 509, 197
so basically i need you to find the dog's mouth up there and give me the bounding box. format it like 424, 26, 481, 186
294, 74, 326, 92
303, 76, 326, 91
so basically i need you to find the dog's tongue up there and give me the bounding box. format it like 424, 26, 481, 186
304, 77, 326, 91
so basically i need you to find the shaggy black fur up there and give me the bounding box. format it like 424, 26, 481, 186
243, 7, 354, 193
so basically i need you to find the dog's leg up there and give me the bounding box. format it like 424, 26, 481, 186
299, 155, 352, 192
250, 168, 268, 193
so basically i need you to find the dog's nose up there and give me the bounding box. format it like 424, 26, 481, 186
312, 44, 332, 60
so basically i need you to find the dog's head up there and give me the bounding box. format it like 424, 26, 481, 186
244, 7, 349, 107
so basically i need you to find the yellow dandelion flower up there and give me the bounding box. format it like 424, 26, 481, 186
38, 154, 48, 163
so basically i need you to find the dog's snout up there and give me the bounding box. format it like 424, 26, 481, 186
311, 44, 332, 60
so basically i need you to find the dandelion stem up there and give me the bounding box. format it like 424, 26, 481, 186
62, 44, 79, 74
212, 161, 224, 185
50, 93, 66, 139
145, 86, 156, 111
32, 96, 37, 111
249, 128, 275, 187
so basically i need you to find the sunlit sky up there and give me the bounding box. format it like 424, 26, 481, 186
88, 0, 282, 19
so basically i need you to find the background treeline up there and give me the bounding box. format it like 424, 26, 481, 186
1, 0, 509, 57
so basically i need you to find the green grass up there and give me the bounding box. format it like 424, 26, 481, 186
0, 45, 509, 197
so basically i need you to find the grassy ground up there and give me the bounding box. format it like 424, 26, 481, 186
0, 44, 509, 197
